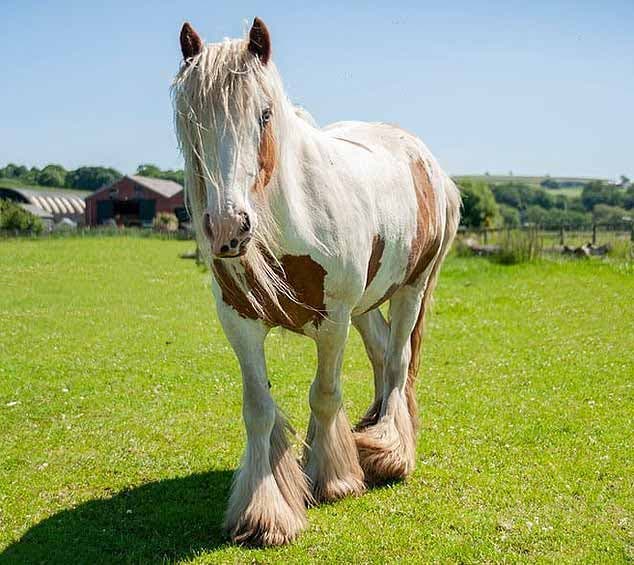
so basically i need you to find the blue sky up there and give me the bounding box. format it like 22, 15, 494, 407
1, 1, 632, 178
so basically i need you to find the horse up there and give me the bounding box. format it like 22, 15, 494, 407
172, 17, 461, 547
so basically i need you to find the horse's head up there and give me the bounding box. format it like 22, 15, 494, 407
173, 18, 280, 259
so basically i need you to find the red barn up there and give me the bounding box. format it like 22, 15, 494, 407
85, 175, 186, 227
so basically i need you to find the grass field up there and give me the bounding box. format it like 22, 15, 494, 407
453, 175, 596, 198
543, 186, 584, 198
0, 178, 88, 195
0, 238, 632, 563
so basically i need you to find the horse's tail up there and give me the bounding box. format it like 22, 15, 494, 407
405, 175, 461, 424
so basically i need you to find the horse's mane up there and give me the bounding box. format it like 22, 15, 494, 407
171, 36, 311, 320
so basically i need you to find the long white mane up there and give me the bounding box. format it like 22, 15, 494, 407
172, 35, 309, 319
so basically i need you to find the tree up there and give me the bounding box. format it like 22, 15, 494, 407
21, 167, 41, 185
541, 208, 592, 229
491, 183, 522, 209
593, 204, 631, 226
136, 164, 163, 178
624, 186, 634, 210
581, 181, 625, 211
531, 188, 555, 210
499, 204, 520, 227
553, 194, 568, 210
136, 164, 184, 185
36, 164, 67, 187
524, 205, 549, 226
65, 167, 122, 191
0, 163, 28, 179
457, 179, 500, 228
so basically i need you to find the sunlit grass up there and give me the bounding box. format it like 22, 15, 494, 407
0, 238, 632, 563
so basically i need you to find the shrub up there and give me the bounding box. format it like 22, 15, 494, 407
0, 200, 43, 233
607, 239, 634, 261
492, 228, 543, 265
153, 212, 179, 232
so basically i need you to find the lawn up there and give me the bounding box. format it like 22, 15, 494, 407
0, 238, 632, 563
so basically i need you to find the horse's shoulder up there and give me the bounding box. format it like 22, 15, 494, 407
323, 121, 421, 152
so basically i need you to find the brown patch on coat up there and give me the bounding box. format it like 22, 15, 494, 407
252, 122, 276, 193
364, 282, 400, 313
405, 300, 426, 427
404, 159, 442, 286
213, 254, 327, 331
365, 235, 385, 288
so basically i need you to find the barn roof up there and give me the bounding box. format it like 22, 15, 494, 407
19, 203, 54, 219
85, 175, 184, 201
128, 176, 183, 198
0, 186, 88, 215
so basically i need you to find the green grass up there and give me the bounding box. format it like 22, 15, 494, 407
0, 177, 88, 195
0, 238, 632, 563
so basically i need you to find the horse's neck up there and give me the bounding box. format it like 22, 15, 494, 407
269, 112, 331, 248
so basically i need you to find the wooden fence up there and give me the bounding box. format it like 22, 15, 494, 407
459, 223, 634, 247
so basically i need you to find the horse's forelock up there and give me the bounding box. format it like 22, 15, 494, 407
172, 38, 300, 320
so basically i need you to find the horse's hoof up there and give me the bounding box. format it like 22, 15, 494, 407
311, 474, 366, 504
354, 421, 415, 485
227, 515, 304, 547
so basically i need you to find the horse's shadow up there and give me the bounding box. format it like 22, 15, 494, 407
0, 469, 235, 563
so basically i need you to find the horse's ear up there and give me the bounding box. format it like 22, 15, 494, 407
180, 22, 203, 63
248, 17, 271, 65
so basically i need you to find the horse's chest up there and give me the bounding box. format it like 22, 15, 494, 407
212, 255, 328, 333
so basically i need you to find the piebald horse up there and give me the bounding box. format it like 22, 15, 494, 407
172, 18, 461, 546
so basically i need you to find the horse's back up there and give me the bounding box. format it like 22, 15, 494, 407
313, 121, 457, 315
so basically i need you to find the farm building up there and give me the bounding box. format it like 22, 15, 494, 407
0, 185, 89, 229
84, 175, 186, 227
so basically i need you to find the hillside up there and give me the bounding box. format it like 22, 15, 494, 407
453, 174, 609, 196
0, 177, 90, 195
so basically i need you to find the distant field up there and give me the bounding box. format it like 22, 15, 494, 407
544, 186, 583, 198
0, 239, 632, 563
454, 174, 606, 194
0, 177, 88, 195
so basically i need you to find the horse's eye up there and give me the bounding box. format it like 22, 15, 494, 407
259, 108, 272, 128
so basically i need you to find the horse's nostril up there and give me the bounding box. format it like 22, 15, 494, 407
220, 244, 229, 253
239, 212, 251, 233
230, 239, 238, 248
202, 212, 213, 240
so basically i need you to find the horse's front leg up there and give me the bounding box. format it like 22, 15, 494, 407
303, 308, 365, 502
214, 288, 310, 546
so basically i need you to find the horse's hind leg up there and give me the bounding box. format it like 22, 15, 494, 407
352, 309, 389, 430
215, 293, 310, 547
303, 308, 365, 503
354, 283, 426, 484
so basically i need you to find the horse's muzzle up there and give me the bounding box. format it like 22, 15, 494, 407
203, 210, 253, 259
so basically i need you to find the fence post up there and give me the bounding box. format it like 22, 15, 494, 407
592, 224, 597, 245
483, 228, 488, 245
559, 225, 565, 246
